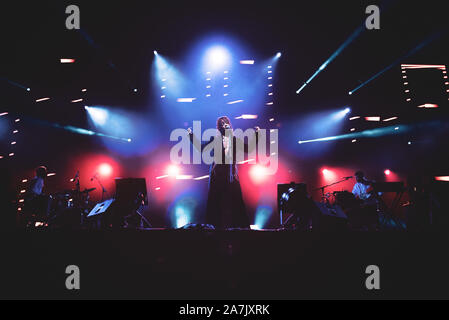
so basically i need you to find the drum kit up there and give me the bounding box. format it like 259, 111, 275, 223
48, 187, 97, 227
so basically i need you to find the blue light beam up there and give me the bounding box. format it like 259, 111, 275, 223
349, 32, 443, 95
298, 124, 407, 144
296, 25, 365, 94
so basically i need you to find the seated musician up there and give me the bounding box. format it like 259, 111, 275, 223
24, 166, 51, 226
352, 171, 374, 201
350, 171, 379, 230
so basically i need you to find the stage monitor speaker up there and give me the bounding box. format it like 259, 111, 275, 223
115, 178, 148, 206
277, 183, 307, 214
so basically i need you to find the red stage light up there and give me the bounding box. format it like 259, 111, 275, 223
321, 168, 337, 181
60, 58, 75, 64
384, 169, 391, 176
98, 163, 113, 176
435, 176, 449, 182
167, 165, 180, 176
250, 165, 269, 184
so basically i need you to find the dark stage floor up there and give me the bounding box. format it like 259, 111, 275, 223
0, 229, 448, 299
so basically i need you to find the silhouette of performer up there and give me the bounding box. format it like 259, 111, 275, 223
188, 116, 259, 229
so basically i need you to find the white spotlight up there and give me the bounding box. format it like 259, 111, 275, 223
205, 46, 231, 70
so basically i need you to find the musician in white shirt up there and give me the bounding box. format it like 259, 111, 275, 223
352, 171, 373, 200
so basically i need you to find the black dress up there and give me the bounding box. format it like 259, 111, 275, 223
189, 132, 257, 229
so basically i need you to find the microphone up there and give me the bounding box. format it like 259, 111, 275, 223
223, 123, 230, 129
342, 176, 353, 179
70, 171, 79, 182
90, 173, 98, 182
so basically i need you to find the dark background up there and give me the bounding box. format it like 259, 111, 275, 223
1, 0, 449, 300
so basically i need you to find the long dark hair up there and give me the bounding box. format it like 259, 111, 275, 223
216, 116, 232, 135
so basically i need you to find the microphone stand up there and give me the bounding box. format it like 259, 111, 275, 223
92, 175, 108, 201
314, 177, 352, 200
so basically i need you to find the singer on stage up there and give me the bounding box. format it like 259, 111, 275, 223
189, 116, 259, 229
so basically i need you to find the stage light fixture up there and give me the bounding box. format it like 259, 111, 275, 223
417, 104, 438, 108
60, 58, 75, 64
205, 46, 231, 70
36, 97, 50, 103
98, 163, 113, 177
235, 114, 258, 120
167, 165, 180, 176
177, 98, 196, 103
250, 165, 269, 183
227, 100, 243, 104
383, 117, 398, 122
85, 106, 109, 126
384, 169, 391, 176
365, 116, 380, 122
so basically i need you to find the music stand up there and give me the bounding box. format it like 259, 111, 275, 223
87, 199, 115, 218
